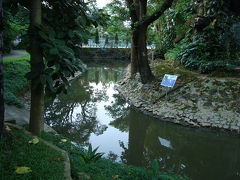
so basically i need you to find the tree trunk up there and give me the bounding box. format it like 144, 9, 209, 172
137, 26, 154, 83
130, 26, 154, 83
29, 0, 44, 136
130, 31, 139, 77
0, 0, 4, 139
127, 0, 174, 83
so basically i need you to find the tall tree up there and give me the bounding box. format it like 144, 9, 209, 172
0, 0, 4, 139
126, 0, 174, 83
29, 0, 44, 136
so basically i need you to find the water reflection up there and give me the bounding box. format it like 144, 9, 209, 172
45, 62, 240, 180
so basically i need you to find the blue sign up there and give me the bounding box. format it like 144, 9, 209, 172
161, 74, 178, 88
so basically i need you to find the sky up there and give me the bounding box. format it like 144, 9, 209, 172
96, 0, 111, 8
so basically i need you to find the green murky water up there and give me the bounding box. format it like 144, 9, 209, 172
45, 62, 240, 180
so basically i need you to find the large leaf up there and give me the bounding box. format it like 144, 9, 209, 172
15, 167, 32, 174
49, 48, 59, 55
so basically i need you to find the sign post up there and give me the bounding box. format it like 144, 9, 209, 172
161, 74, 178, 101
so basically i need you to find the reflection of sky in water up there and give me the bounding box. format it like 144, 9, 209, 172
73, 80, 128, 160
90, 81, 128, 160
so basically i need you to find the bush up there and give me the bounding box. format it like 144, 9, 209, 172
3, 60, 30, 107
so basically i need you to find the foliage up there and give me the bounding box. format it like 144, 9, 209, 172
155, 0, 240, 73
3, 59, 30, 107
42, 132, 186, 180
24, 0, 103, 97
2, 4, 29, 54
105, 0, 131, 42
0, 125, 64, 179
154, 0, 192, 57
152, 159, 159, 180
80, 144, 104, 164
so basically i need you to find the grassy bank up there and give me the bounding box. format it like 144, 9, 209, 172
42, 132, 187, 180
3, 55, 30, 107
0, 125, 64, 180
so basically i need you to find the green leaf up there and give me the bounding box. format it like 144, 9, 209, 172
68, 30, 74, 38
40, 74, 47, 85
49, 48, 59, 55
15, 167, 32, 174
152, 159, 159, 176
41, 43, 52, 48
29, 137, 39, 144
39, 31, 48, 41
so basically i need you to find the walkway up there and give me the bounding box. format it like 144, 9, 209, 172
3, 50, 28, 59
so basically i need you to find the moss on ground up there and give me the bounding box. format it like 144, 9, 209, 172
153, 59, 198, 83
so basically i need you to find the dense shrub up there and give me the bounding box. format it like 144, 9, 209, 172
155, 0, 240, 73
3, 60, 30, 107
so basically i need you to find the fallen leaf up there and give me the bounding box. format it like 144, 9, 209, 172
5, 125, 11, 132
15, 166, 32, 174
112, 175, 119, 179
211, 19, 217, 26
29, 137, 39, 144
61, 139, 67, 143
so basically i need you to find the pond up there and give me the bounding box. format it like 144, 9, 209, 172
45, 61, 240, 180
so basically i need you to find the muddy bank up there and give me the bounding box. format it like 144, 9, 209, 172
116, 66, 240, 134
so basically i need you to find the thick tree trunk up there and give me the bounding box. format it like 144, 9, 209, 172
0, 0, 4, 139
137, 26, 154, 83
127, 0, 174, 83
130, 27, 154, 83
130, 31, 139, 77
29, 0, 44, 136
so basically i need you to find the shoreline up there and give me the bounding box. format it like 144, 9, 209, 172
116, 66, 240, 134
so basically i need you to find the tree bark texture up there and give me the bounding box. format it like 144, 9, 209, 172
0, 0, 4, 139
29, 0, 44, 136
127, 0, 174, 83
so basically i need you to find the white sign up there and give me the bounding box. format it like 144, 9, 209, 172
161, 74, 178, 88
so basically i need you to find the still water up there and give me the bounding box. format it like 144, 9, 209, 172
45, 62, 240, 180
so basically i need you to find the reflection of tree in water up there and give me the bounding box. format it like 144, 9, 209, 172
106, 94, 130, 132
45, 68, 109, 145
45, 64, 126, 145
108, 95, 240, 180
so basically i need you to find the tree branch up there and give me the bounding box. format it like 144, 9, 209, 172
126, 0, 138, 23
142, 0, 174, 27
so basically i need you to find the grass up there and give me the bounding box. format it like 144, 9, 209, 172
3, 53, 31, 107
0, 125, 65, 180
3, 54, 30, 64
42, 132, 187, 180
